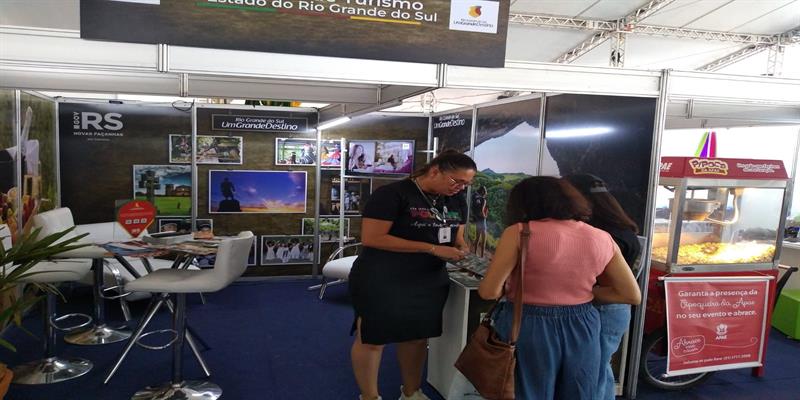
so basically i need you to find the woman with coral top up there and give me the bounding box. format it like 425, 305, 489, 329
478, 177, 641, 399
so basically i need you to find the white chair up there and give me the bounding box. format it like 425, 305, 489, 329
310, 242, 361, 299
5, 226, 94, 384
32, 208, 132, 345
104, 232, 255, 400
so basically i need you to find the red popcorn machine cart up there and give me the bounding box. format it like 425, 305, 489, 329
639, 157, 793, 391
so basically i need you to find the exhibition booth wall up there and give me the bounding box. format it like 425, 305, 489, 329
0, 90, 58, 244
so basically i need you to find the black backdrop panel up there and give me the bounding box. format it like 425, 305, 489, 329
432, 111, 473, 154
80, 0, 509, 68
59, 102, 191, 224
543, 94, 657, 230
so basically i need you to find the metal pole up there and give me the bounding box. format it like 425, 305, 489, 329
339, 137, 346, 249
172, 293, 187, 384
312, 112, 322, 277
625, 69, 671, 399
13, 90, 21, 239
426, 115, 433, 163
536, 94, 547, 175
191, 104, 198, 233
54, 100, 61, 208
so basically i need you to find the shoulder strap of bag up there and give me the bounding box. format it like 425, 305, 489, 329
509, 222, 530, 345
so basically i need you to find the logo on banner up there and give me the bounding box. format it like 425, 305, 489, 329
715, 323, 728, 340
70, 111, 125, 141
689, 158, 729, 175
449, 0, 500, 34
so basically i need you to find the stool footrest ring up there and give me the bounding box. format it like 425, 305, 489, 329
100, 285, 133, 300
50, 313, 93, 332
136, 329, 179, 350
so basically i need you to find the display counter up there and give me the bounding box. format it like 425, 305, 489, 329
427, 270, 493, 398
428, 268, 631, 398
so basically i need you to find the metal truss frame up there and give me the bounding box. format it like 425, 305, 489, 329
551, 0, 678, 64
511, 0, 794, 72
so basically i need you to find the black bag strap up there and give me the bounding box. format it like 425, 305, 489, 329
509, 222, 529, 345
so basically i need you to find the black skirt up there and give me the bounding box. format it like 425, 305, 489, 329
348, 248, 450, 345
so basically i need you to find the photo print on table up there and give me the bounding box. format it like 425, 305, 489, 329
132, 164, 191, 216
169, 134, 243, 164
260, 235, 314, 265
209, 170, 307, 214
346, 140, 414, 176
302, 217, 350, 243
275, 137, 317, 166
157, 218, 213, 237
195, 236, 257, 268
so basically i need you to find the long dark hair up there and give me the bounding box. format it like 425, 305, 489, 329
564, 174, 639, 234
411, 149, 477, 178
505, 176, 591, 225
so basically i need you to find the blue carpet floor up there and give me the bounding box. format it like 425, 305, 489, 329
2, 279, 799, 400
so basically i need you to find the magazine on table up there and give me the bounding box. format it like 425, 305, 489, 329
450, 253, 490, 278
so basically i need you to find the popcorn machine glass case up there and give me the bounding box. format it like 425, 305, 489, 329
652, 157, 790, 273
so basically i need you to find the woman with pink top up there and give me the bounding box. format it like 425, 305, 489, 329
478, 176, 641, 399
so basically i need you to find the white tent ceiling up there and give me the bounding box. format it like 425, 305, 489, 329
393, 0, 799, 112
506, 0, 800, 74
0, 0, 797, 112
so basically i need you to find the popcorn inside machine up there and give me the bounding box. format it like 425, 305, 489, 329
651, 157, 790, 273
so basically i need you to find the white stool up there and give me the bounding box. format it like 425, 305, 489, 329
308, 243, 361, 299
32, 208, 132, 345
104, 232, 255, 400
11, 258, 94, 384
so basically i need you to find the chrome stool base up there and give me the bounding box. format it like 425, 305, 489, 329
65, 324, 131, 345
12, 356, 92, 384
132, 380, 222, 400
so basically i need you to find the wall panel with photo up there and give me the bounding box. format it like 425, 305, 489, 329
208, 170, 307, 214
60, 102, 192, 224
347, 139, 414, 176
157, 218, 213, 235
302, 217, 351, 242
195, 106, 318, 277
170, 134, 243, 164
261, 235, 314, 265
275, 137, 317, 166
542, 94, 657, 230
470, 98, 542, 258
319, 172, 370, 215
133, 164, 192, 217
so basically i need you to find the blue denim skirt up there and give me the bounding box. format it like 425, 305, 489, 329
494, 301, 601, 400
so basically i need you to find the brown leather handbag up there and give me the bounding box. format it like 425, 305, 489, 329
454, 223, 530, 400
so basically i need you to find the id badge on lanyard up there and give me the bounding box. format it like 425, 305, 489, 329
438, 227, 451, 244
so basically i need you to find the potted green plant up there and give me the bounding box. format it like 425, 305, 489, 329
0, 225, 89, 396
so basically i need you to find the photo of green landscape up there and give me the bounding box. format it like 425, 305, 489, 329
470, 98, 541, 257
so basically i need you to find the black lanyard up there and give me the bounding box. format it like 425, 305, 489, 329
412, 179, 447, 224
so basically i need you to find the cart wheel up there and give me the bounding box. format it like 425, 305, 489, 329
639, 329, 713, 390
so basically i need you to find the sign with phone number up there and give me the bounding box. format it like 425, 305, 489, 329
664, 277, 771, 376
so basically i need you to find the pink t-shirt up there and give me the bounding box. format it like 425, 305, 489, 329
506, 219, 615, 306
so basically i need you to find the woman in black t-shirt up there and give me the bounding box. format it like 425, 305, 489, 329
349, 150, 476, 400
